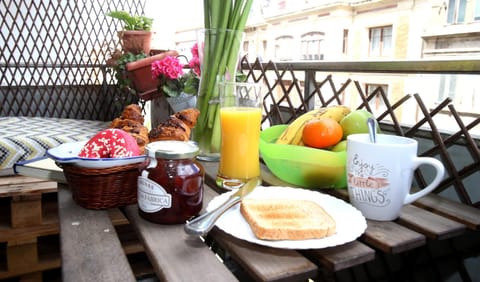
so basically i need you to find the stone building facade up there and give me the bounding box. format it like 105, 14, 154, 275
174, 0, 480, 134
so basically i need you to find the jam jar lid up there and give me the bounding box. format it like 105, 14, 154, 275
145, 141, 199, 159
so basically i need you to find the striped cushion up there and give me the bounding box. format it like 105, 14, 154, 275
0, 117, 109, 173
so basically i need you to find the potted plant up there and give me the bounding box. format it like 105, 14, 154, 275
151, 52, 200, 112
109, 52, 148, 96
109, 49, 180, 101
125, 50, 180, 101
106, 10, 154, 55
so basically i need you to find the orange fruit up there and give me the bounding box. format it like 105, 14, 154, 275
302, 118, 343, 149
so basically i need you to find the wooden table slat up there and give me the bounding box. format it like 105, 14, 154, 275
123, 205, 238, 282
0, 178, 57, 197
210, 227, 318, 282
0, 175, 54, 187
363, 220, 426, 254
303, 241, 375, 272
58, 186, 135, 282
398, 205, 466, 240
414, 193, 480, 230
328, 188, 469, 241
108, 206, 131, 225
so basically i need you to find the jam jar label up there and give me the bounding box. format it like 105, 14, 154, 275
137, 176, 172, 213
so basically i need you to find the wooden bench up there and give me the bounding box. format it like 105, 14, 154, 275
0, 176, 59, 280
0, 176, 151, 281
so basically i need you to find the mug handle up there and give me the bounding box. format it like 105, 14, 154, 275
404, 157, 445, 205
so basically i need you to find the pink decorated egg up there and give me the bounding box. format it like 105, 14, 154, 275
78, 128, 140, 158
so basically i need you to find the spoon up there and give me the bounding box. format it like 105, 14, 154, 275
367, 118, 377, 143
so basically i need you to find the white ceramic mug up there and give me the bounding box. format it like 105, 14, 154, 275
346, 134, 445, 221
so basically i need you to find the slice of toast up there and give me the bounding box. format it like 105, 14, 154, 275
240, 198, 336, 240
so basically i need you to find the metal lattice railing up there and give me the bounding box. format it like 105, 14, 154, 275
240, 57, 480, 208
0, 0, 146, 121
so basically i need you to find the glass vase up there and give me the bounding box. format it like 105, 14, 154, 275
166, 92, 197, 113
193, 28, 245, 161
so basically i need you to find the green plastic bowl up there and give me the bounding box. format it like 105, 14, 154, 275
260, 125, 347, 189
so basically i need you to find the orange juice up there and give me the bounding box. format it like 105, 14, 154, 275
218, 106, 262, 179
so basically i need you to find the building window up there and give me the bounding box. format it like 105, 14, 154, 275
366, 83, 388, 111
342, 29, 349, 54
243, 41, 249, 55
438, 75, 457, 102
262, 40, 268, 61
474, 0, 480, 21
447, 0, 466, 23
369, 26, 392, 57
438, 75, 479, 115
275, 35, 294, 61
300, 32, 324, 60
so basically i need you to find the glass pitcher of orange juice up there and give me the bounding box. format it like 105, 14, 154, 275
216, 81, 263, 190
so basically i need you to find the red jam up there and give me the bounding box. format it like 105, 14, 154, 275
138, 141, 204, 224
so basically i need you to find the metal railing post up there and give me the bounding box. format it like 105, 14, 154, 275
304, 70, 316, 111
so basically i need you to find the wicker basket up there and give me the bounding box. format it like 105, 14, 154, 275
61, 163, 141, 209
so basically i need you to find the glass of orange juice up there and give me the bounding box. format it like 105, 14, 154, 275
216, 81, 263, 190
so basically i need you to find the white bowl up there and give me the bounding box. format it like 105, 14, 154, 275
47, 141, 146, 169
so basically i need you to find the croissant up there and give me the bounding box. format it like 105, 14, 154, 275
109, 104, 149, 154
149, 108, 200, 142
120, 104, 144, 124
174, 108, 200, 128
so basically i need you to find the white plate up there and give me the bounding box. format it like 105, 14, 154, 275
47, 141, 146, 169
207, 186, 367, 249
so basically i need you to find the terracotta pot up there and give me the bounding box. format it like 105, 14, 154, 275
126, 50, 179, 100
118, 30, 153, 55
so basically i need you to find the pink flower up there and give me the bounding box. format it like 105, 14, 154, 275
188, 56, 201, 76
190, 43, 199, 58
151, 56, 184, 80
150, 45, 200, 98
188, 43, 201, 76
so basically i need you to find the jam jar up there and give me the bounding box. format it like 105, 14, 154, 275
138, 141, 204, 224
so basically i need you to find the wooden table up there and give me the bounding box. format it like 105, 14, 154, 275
58, 161, 480, 282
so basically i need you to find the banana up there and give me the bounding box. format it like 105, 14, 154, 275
275, 108, 328, 145
275, 105, 351, 145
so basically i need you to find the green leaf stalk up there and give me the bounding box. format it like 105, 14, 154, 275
195, 0, 253, 156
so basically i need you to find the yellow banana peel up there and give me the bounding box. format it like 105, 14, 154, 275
275, 105, 351, 145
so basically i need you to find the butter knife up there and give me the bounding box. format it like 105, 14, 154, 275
184, 179, 258, 236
